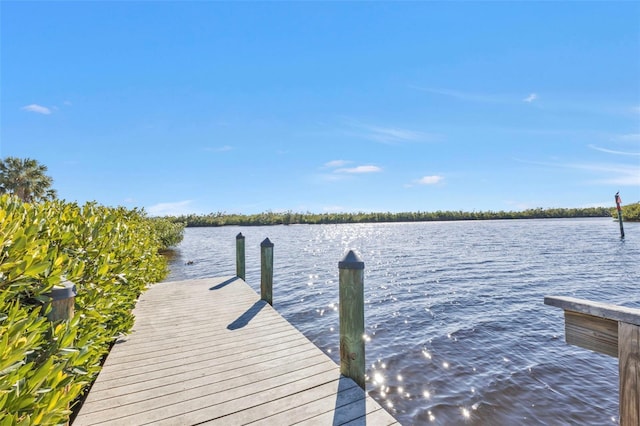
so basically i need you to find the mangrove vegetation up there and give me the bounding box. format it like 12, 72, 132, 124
0, 195, 178, 424
167, 206, 617, 227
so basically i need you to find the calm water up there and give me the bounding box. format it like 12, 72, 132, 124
165, 218, 639, 425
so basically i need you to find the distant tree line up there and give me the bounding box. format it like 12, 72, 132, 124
167, 206, 616, 227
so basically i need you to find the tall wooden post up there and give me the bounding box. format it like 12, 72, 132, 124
260, 238, 274, 305
615, 192, 625, 239
236, 232, 245, 280
619, 322, 640, 426
338, 250, 365, 389
47, 280, 77, 322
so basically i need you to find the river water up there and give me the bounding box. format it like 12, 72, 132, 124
165, 218, 639, 425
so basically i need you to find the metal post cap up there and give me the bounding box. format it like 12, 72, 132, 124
338, 250, 365, 270
50, 280, 77, 301
261, 238, 274, 247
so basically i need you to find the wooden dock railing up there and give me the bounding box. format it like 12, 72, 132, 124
545, 296, 640, 426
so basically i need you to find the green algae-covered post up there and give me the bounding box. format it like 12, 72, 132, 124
338, 250, 365, 389
47, 279, 77, 322
260, 237, 274, 305
236, 232, 245, 280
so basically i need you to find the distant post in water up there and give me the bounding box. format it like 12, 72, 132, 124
338, 250, 365, 389
236, 232, 245, 280
260, 238, 274, 305
615, 192, 625, 239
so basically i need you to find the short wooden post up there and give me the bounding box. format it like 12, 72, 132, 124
236, 232, 245, 280
47, 279, 76, 426
260, 238, 274, 305
47, 280, 77, 322
338, 250, 365, 389
619, 322, 640, 426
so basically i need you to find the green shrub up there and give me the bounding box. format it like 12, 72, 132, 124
148, 217, 185, 250
611, 201, 640, 222
0, 195, 168, 424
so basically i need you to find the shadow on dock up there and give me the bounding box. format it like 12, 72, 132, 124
209, 276, 239, 290
333, 377, 367, 425
227, 299, 268, 330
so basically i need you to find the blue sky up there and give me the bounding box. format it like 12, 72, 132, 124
1, 2, 639, 216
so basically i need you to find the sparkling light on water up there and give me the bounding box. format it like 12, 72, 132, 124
373, 372, 385, 385
461, 407, 471, 419
168, 220, 639, 425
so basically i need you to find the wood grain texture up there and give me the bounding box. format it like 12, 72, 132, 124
619, 322, 640, 426
73, 276, 398, 425
565, 311, 619, 357
260, 239, 273, 305
545, 296, 640, 326
48, 297, 75, 322
339, 267, 365, 389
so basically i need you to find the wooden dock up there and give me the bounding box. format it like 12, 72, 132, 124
73, 276, 400, 425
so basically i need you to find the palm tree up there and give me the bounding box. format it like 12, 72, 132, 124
0, 157, 57, 202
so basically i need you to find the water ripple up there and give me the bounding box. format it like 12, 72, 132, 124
167, 219, 639, 425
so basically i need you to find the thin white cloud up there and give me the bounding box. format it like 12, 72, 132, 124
21, 104, 52, 115
361, 125, 426, 144
147, 200, 193, 216
589, 144, 640, 156
342, 118, 435, 144
611, 134, 640, 143
580, 164, 640, 186
523, 93, 538, 103
324, 160, 351, 169
516, 158, 640, 186
410, 86, 510, 104
335, 165, 382, 174
416, 175, 444, 185
205, 145, 233, 152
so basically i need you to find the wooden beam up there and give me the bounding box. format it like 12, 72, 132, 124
619, 322, 640, 426
545, 296, 640, 326
565, 311, 618, 357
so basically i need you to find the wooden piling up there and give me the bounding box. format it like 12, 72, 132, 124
619, 322, 640, 426
260, 238, 274, 305
47, 280, 76, 322
338, 250, 365, 389
47, 280, 76, 426
236, 232, 245, 280
616, 192, 625, 239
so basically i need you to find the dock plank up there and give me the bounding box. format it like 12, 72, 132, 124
74, 276, 399, 425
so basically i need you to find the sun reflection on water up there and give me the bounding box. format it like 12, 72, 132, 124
461, 407, 471, 419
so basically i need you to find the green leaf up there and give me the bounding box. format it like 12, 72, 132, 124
24, 261, 50, 277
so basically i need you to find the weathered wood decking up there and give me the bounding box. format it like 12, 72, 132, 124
74, 277, 399, 425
